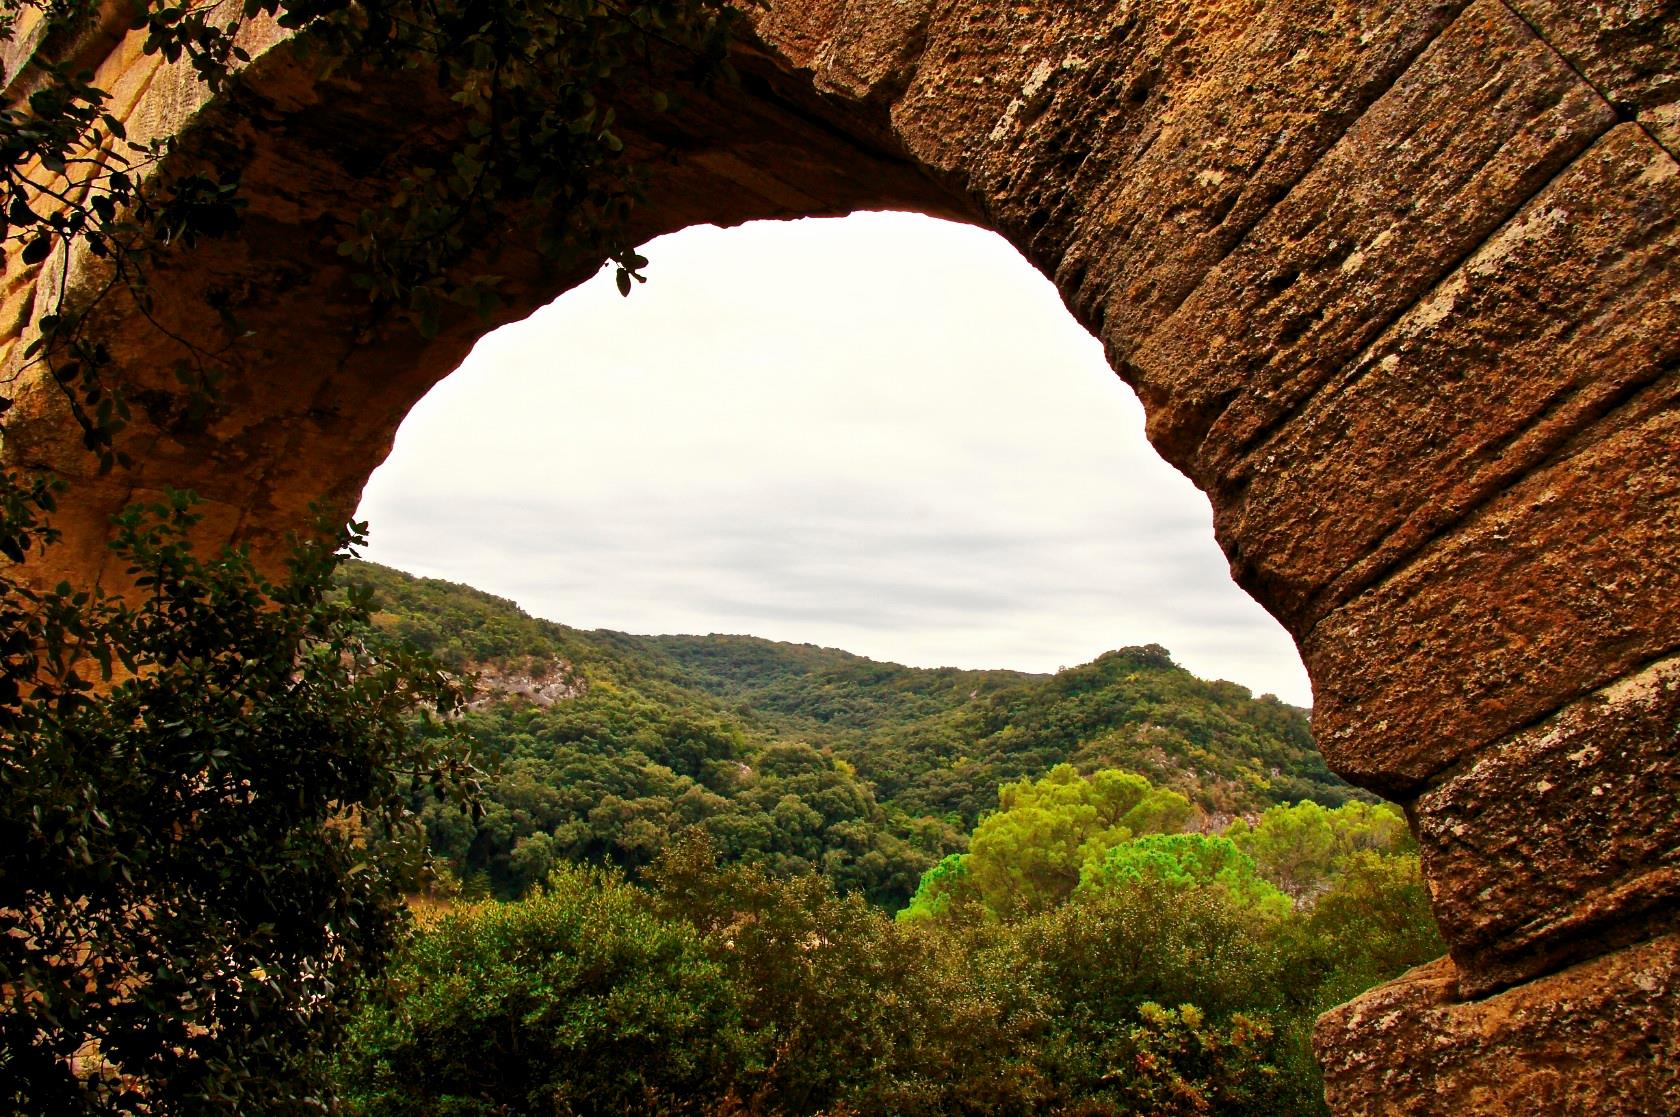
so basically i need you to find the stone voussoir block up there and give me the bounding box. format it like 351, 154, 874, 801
1139, 0, 1616, 485
1315, 935, 1680, 1116
1297, 123, 1680, 789
1505, 0, 1680, 157
1416, 652, 1680, 997
1308, 378, 1680, 790
1219, 120, 1680, 629
1087, 0, 1468, 376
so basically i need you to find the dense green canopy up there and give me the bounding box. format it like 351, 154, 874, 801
343, 560, 1365, 909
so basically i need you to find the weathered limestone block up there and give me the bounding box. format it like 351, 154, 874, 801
0, 0, 130, 103
1127, 0, 1616, 518
808, 0, 938, 108
1506, 0, 1680, 156
1316, 935, 1680, 1115
1215, 157, 1680, 634
888, 0, 1467, 333
1074, 0, 1467, 355
1309, 372, 1680, 790
1416, 653, 1680, 997
1296, 123, 1680, 789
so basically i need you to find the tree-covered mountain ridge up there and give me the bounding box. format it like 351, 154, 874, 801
341, 560, 1367, 905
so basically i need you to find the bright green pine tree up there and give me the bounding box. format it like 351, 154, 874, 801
902, 765, 1194, 920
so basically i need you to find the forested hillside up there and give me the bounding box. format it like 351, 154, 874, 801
329, 561, 1443, 1115
646, 634, 1349, 822
341, 561, 1362, 908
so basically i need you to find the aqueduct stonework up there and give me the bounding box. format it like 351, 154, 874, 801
2, 1, 1676, 1111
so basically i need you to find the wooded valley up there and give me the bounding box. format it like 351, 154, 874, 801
329, 562, 1444, 1115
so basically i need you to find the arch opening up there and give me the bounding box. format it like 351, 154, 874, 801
355, 211, 1315, 707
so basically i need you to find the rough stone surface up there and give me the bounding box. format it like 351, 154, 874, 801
1129, 0, 1617, 536
1507, 0, 1680, 156
1299, 123, 1680, 788
894, 0, 1472, 343
1315, 936, 1680, 1115
1308, 373, 1680, 790
1416, 653, 1680, 997
3, 2, 1678, 1113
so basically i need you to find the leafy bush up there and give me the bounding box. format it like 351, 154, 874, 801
338, 864, 741, 1116
1, 495, 474, 1113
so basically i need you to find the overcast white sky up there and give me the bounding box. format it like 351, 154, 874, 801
354, 211, 1314, 706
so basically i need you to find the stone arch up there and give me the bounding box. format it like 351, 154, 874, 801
4, 2, 1677, 1111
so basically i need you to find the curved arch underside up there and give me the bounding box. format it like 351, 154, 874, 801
3, 2, 1676, 1110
